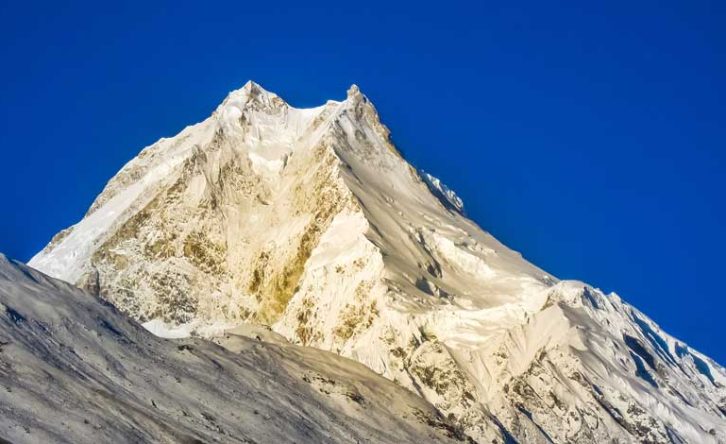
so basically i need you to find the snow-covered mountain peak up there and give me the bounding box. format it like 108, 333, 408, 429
217, 81, 289, 120
225, 79, 279, 103
346, 83, 363, 100
28, 83, 726, 443
242, 78, 265, 92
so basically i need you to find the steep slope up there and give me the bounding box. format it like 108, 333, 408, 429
30, 81, 726, 442
0, 254, 469, 443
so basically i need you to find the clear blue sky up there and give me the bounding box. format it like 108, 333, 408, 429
1, 1, 724, 362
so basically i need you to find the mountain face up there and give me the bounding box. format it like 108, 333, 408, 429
0, 254, 467, 443
30, 81, 726, 442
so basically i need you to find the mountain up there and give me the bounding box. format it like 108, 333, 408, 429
0, 254, 469, 443
30, 81, 726, 442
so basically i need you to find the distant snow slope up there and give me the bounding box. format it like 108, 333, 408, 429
30, 81, 726, 442
0, 254, 469, 443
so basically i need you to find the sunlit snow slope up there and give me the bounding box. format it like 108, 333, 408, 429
30, 81, 726, 443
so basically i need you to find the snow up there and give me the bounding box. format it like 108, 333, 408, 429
142, 319, 197, 338
26, 80, 726, 443
421, 171, 465, 213
247, 150, 287, 175
28, 119, 218, 283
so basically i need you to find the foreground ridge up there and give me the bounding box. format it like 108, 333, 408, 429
0, 254, 467, 443
30, 81, 726, 442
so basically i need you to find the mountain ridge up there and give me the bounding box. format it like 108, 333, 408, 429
0, 253, 469, 443
28, 81, 726, 443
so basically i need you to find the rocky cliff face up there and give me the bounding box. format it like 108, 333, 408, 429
30, 81, 726, 442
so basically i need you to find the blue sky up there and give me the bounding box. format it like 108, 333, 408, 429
1, 1, 724, 363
